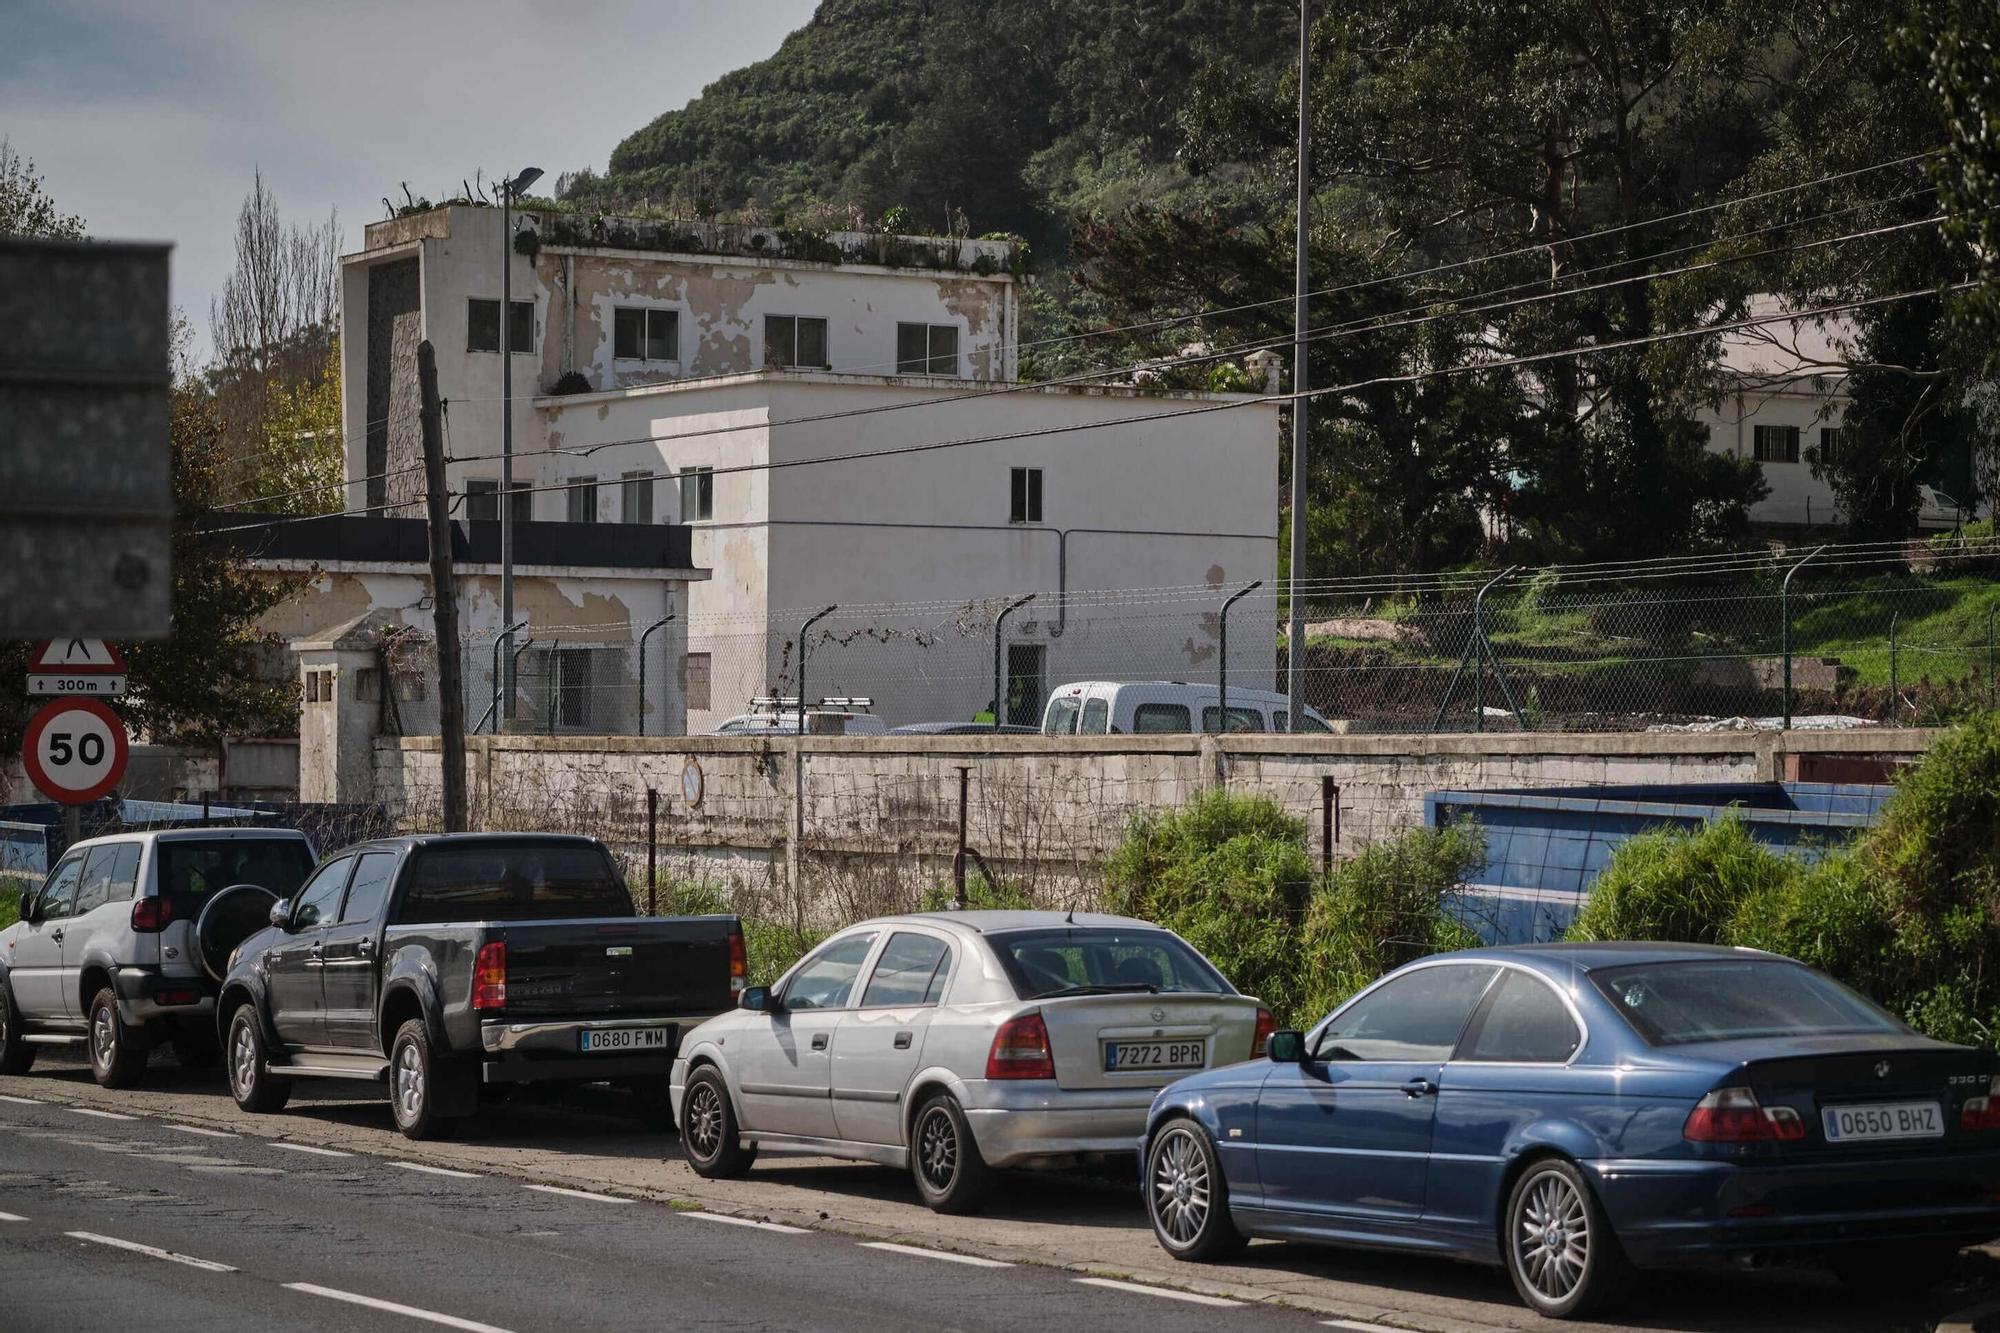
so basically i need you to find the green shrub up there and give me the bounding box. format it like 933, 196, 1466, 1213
918, 872, 1035, 913
1103, 791, 1316, 1023
1568, 817, 1797, 945
1298, 823, 1485, 1024
0, 879, 21, 931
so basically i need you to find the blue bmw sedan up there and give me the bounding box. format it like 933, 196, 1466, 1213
1141, 943, 2000, 1319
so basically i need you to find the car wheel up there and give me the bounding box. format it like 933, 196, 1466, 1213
628, 1077, 676, 1132
1504, 1159, 1629, 1319
0, 982, 35, 1077
1145, 1118, 1247, 1261
390, 1018, 454, 1141
226, 1005, 290, 1114
910, 1092, 994, 1215
680, 1067, 755, 1178
1828, 1241, 1960, 1299
87, 987, 146, 1089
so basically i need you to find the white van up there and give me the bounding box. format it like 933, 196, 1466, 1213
1040, 681, 1334, 735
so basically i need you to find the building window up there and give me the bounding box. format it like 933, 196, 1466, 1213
681, 652, 711, 711
680, 466, 713, 522
765, 315, 828, 369
551, 648, 595, 730
1010, 467, 1043, 523
1753, 424, 1800, 464
621, 471, 654, 524
614, 307, 679, 362
1818, 426, 1844, 467
897, 322, 959, 376
467, 298, 535, 354
566, 477, 598, 523
355, 669, 382, 703
304, 667, 335, 704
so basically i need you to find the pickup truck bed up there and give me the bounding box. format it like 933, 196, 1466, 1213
218, 833, 744, 1138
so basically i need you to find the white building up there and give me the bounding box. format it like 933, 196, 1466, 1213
338, 205, 1282, 730
1696, 309, 1853, 529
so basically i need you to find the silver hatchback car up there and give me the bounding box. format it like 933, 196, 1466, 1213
669, 911, 1271, 1212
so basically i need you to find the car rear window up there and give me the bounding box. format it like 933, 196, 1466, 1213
156, 838, 315, 908
1592, 959, 1906, 1046
395, 842, 633, 924
994, 927, 1230, 1000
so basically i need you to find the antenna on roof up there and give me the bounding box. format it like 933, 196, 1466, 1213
1065, 904, 1075, 925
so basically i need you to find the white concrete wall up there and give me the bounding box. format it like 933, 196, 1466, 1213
1698, 385, 1845, 527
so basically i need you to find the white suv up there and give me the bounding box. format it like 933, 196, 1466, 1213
0, 829, 316, 1087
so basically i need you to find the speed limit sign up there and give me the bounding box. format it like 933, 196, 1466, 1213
21, 697, 129, 805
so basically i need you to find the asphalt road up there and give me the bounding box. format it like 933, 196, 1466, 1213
0, 1092, 1317, 1333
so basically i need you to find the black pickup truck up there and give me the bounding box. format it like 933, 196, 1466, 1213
217, 833, 743, 1139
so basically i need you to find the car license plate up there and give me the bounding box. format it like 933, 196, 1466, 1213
579, 1027, 672, 1053
1103, 1040, 1204, 1072
1821, 1100, 1943, 1143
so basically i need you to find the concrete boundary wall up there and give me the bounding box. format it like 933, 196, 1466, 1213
372, 728, 1937, 919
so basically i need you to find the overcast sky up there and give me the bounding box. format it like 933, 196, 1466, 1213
0, 0, 818, 362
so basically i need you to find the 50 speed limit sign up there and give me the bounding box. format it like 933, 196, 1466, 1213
22, 697, 129, 805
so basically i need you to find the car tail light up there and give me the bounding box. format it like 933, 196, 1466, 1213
153, 989, 200, 1007
728, 928, 747, 995
130, 897, 173, 933
1251, 1007, 1276, 1059
986, 1011, 1055, 1080
472, 941, 507, 1011
1961, 1076, 2000, 1131
1684, 1087, 1805, 1143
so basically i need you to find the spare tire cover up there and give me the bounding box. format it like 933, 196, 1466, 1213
193, 884, 278, 983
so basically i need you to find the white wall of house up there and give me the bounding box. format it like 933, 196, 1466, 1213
1697, 385, 1847, 528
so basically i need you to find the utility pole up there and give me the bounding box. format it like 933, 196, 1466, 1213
498, 166, 543, 724
418, 341, 467, 831
1286, 0, 1313, 730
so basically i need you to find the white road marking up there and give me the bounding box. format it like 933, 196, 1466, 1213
680, 1211, 808, 1234
67, 1107, 137, 1122
0, 1211, 26, 1222
67, 1230, 237, 1273
0, 1094, 43, 1105
285, 1283, 519, 1333
189, 1165, 282, 1176
273, 1143, 351, 1158
1072, 1277, 1243, 1308
860, 1241, 1012, 1268
523, 1184, 629, 1204
165, 1124, 237, 1139
389, 1161, 481, 1180
1324, 1322, 1407, 1333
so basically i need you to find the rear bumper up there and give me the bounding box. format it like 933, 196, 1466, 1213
477, 1015, 705, 1086
960, 1081, 1159, 1167
113, 966, 214, 1026
1588, 1151, 2000, 1266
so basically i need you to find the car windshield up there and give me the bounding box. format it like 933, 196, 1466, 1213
1592, 958, 1907, 1046
993, 928, 1230, 1000
396, 842, 633, 924
156, 838, 315, 908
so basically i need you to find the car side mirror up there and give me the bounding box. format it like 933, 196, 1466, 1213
269, 899, 293, 930
1267, 1029, 1306, 1063
24, 897, 42, 925
739, 986, 772, 1012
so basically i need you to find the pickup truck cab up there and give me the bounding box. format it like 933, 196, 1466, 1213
0, 828, 316, 1088
217, 833, 744, 1139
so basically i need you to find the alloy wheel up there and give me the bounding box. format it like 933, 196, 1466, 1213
1151, 1126, 1211, 1246
231, 1022, 258, 1099
684, 1082, 722, 1159
917, 1106, 958, 1190
1516, 1170, 1590, 1302
90, 1003, 116, 1068
394, 1041, 426, 1122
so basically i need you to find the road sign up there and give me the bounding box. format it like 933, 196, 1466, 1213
28, 674, 127, 697
28, 639, 129, 674
21, 697, 130, 806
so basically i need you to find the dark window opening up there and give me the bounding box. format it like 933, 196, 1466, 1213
468, 298, 535, 354
614, 307, 679, 362
897, 322, 959, 376
765, 315, 829, 369
1010, 466, 1043, 523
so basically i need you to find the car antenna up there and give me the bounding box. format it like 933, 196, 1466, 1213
1065, 904, 1075, 925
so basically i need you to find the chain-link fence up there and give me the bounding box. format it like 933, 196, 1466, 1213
376, 540, 2000, 738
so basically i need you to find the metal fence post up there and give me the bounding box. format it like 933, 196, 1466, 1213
1216, 579, 1263, 731
1320, 776, 1338, 878
1781, 546, 1824, 731
646, 786, 658, 915
795, 605, 837, 735
992, 593, 1036, 730
951, 765, 971, 909
1471, 567, 1517, 733
1889, 611, 1900, 711
637, 611, 674, 737
1988, 606, 1996, 711
484, 619, 527, 734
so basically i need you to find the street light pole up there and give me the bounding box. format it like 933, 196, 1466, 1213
1286, 0, 1313, 730
498, 165, 542, 724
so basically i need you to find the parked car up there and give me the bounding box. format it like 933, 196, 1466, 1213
0, 828, 317, 1088
1917, 483, 1970, 532
1041, 681, 1334, 736
888, 722, 1040, 735
1141, 943, 2000, 1319
671, 910, 1272, 1213
218, 833, 745, 1139
713, 703, 889, 736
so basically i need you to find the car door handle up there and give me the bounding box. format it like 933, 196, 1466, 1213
1402, 1077, 1436, 1099
893, 1032, 913, 1050
357, 938, 375, 956
811, 1034, 829, 1052
49, 930, 63, 944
